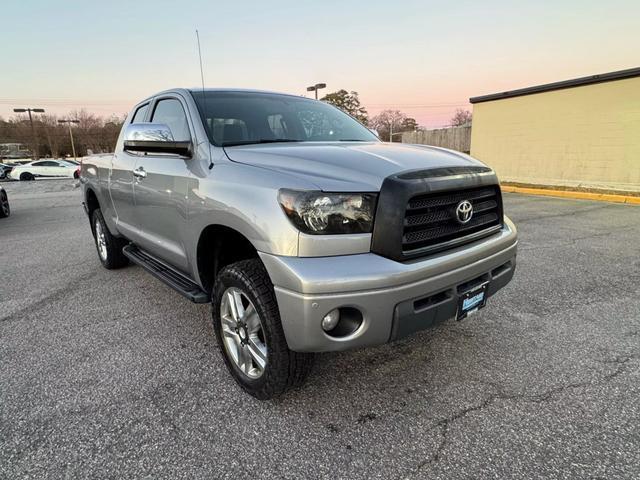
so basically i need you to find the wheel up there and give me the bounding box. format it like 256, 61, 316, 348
73, 171, 79, 179
0, 190, 9, 218
19, 172, 34, 181
212, 259, 314, 399
91, 209, 129, 269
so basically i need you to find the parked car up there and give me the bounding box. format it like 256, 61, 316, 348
0, 163, 13, 179
8, 159, 79, 181
0, 186, 10, 218
81, 88, 517, 399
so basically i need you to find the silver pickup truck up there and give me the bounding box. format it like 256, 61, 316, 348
81, 88, 517, 399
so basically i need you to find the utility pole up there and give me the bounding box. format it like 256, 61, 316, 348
306, 83, 327, 100
58, 119, 80, 161
13, 107, 45, 160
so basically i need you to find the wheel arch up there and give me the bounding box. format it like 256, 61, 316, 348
85, 187, 100, 232
196, 224, 262, 294
85, 187, 100, 217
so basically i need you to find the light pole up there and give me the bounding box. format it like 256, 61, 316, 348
306, 83, 326, 100
58, 119, 80, 161
13, 107, 45, 159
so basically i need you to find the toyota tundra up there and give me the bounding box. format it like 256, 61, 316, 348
81, 88, 517, 399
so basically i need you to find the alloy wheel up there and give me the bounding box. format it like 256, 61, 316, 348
220, 287, 268, 379
94, 219, 108, 261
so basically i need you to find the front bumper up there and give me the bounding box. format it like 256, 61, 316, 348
259, 217, 518, 352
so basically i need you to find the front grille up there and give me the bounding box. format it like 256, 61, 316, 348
402, 186, 502, 253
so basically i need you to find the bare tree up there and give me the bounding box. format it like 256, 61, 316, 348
370, 110, 418, 142
450, 108, 472, 127
0, 110, 126, 158
40, 114, 64, 158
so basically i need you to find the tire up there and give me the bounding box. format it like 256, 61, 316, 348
212, 259, 314, 399
19, 172, 34, 181
0, 190, 9, 218
73, 171, 79, 179
91, 209, 129, 269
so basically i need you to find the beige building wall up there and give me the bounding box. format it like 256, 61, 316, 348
470, 76, 640, 192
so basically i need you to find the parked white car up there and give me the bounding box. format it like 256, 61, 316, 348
8, 159, 79, 181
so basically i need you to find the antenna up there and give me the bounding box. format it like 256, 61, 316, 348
196, 29, 214, 170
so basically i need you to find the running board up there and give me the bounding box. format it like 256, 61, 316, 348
122, 245, 210, 304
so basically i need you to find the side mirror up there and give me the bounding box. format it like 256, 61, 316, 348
123, 123, 192, 157
369, 128, 380, 138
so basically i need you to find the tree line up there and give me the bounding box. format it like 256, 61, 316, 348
320, 89, 472, 141
0, 92, 473, 159
0, 110, 125, 159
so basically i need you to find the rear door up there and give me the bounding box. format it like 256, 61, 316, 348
110, 102, 149, 238
131, 95, 193, 272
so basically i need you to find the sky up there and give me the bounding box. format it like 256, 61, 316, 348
1, 0, 639, 127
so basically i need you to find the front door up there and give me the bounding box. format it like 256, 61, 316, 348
110, 102, 149, 237
132, 96, 193, 272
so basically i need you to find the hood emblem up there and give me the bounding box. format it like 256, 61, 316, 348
455, 200, 473, 224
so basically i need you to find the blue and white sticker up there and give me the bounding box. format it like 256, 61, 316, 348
462, 291, 485, 311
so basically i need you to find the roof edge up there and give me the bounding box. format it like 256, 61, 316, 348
469, 66, 640, 104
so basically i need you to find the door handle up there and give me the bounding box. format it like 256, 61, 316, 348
133, 167, 147, 179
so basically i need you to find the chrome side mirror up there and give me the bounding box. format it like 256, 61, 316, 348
123, 123, 192, 157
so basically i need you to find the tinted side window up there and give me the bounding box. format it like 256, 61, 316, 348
131, 103, 149, 123
151, 99, 190, 141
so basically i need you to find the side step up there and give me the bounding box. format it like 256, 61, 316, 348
122, 245, 210, 304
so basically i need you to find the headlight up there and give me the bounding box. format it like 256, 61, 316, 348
278, 189, 377, 234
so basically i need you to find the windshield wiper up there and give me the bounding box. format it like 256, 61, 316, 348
337, 139, 369, 142
222, 139, 301, 147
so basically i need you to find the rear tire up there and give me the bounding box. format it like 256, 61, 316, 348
212, 259, 314, 399
0, 190, 9, 218
20, 172, 34, 181
91, 209, 129, 269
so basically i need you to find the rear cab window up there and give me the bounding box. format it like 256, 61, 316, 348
131, 103, 149, 123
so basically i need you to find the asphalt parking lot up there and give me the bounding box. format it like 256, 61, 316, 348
1, 179, 639, 479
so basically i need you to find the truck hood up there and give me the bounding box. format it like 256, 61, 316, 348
224, 141, 487, 191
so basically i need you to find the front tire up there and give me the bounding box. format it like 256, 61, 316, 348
212, 259, 314, 399
91, 209, 129, 269
0, 190, 10, 218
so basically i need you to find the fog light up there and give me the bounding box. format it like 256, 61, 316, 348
321, 309, 340, 331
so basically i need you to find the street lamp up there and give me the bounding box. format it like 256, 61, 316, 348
58, 119, 80, 161
13, 107, 45, 160
306, 83, 327, 100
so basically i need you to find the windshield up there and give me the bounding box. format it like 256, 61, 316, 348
190, 91, 378, 147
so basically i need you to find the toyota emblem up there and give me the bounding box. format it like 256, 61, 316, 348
455, 200, 473, 224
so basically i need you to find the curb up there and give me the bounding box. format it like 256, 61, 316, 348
501, 186, 640, 205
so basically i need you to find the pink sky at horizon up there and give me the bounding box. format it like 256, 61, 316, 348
1, 0, 638, 128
